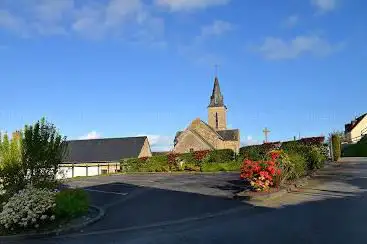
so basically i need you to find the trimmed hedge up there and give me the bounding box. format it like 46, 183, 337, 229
342, 135, 367, 157
239, 143, 280, 161
121, 149, 236, 173
240, 139, 327, 173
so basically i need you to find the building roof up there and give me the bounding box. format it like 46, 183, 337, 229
208, 76, 225, 108
217, 129, 240, 141
174, 128, 239, 146
345, 113, 367, 133
63, 136, 147, 163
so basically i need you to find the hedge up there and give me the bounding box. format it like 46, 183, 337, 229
121, 149, 236, 173
342, 135, 367, 157
240, 140, 327, 172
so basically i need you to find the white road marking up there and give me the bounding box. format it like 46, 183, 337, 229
84, 189, 128, 195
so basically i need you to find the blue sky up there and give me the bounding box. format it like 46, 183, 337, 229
0, 0, 366, 151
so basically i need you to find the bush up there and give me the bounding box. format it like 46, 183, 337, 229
331, 134, 341, 161
55, 189, 89, 219
240, 143, 280, 161
22, 118, 67, 187
287, 152, 307, 179
342, 136, 367, 157
0, 133, 25, 195
178, 153, 196, 164
147, 155, 171, 172
281, 142, 326, 171
0, 118, 66, 196
240, 154, 281, 191
204, 149, 234, 163
182, 162, 201, 172
268, 150, 298, 185
0, 186, 56, 232
201, 161, 241, 172
307, 146, 326, 170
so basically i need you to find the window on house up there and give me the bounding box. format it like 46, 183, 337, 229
190, 148, 194, 153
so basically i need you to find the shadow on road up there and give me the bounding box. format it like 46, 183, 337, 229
23, 162, 367, 243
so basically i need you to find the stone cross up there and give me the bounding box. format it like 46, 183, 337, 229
263, 127, 270, 143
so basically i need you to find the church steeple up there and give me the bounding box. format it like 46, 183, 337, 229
208, 76, 225, 108
207, 76, 227, 130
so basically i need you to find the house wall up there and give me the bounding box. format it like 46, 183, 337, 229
138, 138, 153, 158
208, 106, 227, 130
350, 116, 367, 143
56, 163, 121, 179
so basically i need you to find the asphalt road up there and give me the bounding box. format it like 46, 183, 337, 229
14, 158, 367, 244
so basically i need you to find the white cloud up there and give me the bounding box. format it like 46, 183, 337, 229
79, 131, 101, 140
0, 0, 165, 42
311, 0, 337, 12
0, 10, 24, 34
143, 134, 174, 152
200, 20, 234, 38
253, 35, 343, 60
283, 14, 299, 28
241, 135, 260, 146
155, 0, 230, 11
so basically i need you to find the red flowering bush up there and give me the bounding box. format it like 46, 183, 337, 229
167, 152, 179, 170
193, 150, 210, 162
240, 151, 282, 191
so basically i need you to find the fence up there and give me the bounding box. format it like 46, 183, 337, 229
57, 162, 120, 179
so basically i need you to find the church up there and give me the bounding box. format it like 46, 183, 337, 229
173, 76, 240, 154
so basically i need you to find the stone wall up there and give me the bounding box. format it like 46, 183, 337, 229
138, 138, 153, 158
174, 131, 212, 153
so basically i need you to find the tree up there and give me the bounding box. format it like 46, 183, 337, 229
22, 118, 67, 187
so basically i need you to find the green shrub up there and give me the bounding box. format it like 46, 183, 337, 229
201, 161, 241, 172
55, 189, 89, 219
331, 134, 341, 161
281, 142, 326, 171
182, 162, 201, 172
146, 155, 171, 172
305, 146, 325, 170
342, 136, 367, 157
122, 158, 147, 172
178, 153, 196, 164
287, 152, 307, 178
204, 149, 234, 163
22, 118, 67, 187
239, 144, 277, 161
0, 118, 66, 196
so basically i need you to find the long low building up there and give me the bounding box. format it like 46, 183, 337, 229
58, 136, 152, 179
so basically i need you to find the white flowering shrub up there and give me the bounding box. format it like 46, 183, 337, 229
0, 186, 56, 231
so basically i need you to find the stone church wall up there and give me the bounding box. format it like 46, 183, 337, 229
174, 132, 212, 153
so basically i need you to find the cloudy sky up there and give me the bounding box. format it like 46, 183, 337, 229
1, 0, 366, 151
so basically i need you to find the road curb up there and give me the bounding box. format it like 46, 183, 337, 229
0, 205, 105, 241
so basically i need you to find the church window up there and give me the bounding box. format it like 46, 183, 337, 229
215, 112, 219, 129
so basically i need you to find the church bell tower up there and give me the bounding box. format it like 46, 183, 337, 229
208, 76, 227, 131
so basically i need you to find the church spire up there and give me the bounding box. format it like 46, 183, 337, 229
208, 76, 225, 107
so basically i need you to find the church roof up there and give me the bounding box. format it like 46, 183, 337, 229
63, 136, 147, 163
174, 128, 239, 145
208, 76, 225, 108
217, 129, 240, 141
